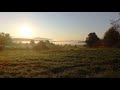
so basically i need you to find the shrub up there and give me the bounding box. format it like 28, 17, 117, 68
103, 26, 120, 47
86, 32, 100, 48
33, 41, 49, 50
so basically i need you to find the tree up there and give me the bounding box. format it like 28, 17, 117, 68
45, 40, 50, 45
110, 19, 120, 32
5, 33, 13, 49
45, 40, 55, 48
103, 26, 120, 47
33, 41, 49, 50
30, 40, 35, 47
0, 32, 12, 50
86, 32, 100, 47
103, 13, 120, 47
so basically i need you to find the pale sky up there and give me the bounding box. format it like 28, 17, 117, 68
0, 12, 119, 41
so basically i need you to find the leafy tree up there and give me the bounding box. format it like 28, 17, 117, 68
103, 26, 120, 47
33, 41, 49, 50
110, 13, 120, 33
45, 40, 55, 48
103, 13, 120, 47
0, 32, 12, 50
30, 40, 35, 47
45, 40, 51, 46
86, 32, 100, 47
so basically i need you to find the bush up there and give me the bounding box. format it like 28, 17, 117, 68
33, 41, 49, 50
45, 40, 55, 48
30, 40, 35, 47
0, 33, 12, 46
86, 32, 100, 48
103, 26, 120, 47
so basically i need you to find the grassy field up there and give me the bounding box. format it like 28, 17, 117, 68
0, 47, 120, 78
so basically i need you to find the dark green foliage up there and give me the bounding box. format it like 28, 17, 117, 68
86, 32, 100, 47
85, 13, 120, 48
103, 13, 120, 48
103, 26, 120, 47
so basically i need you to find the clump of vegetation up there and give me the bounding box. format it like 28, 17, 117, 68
85, 13, 120, 48
0, 32, 12, 50
45, 40, 56, 49
0, 13, 120, 78
30, 40, 36, 48
103, 26, 120, 47
86, 32, 100, 48
33, 41, 49, 50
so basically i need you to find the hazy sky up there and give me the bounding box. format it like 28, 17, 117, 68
0, 12, 119, 41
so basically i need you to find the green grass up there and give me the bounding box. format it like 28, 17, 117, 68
0, 48, 120, 78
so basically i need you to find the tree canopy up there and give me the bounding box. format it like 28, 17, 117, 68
0, 33, 12, 44
33, 41, 49, 50
0, 32, 12, 50
86, 32, 100, 47
30, 40, 35, 47
103, 26, 120, 47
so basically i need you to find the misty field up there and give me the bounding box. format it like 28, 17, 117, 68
0, 48, 120, 78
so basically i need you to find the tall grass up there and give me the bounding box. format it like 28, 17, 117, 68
0, 47, 120, 78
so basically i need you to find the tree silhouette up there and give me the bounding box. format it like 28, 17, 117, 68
110, 12, 120, 33
86, 32, 100, 47
103, 26, 120, 47
33, 41, 49, 50
30, 40, 35, 47
45, 40, 55, 48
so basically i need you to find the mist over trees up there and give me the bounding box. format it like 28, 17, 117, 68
1, 13, 120, 50
33, 41, 49, 50
0, 33, 62, 51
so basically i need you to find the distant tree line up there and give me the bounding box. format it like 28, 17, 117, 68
0, 32, 65, 51
30, 40, 61, 50
1, 13, 120, 50
86, 13, 120, 48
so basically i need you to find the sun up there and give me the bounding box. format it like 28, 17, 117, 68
19, 25, 33, 38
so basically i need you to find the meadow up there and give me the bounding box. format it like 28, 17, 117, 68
0, 47, 120, 78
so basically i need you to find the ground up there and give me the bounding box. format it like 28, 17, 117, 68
0, 48, 120, 78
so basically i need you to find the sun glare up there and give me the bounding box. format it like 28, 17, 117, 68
19, 25, 33, 38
